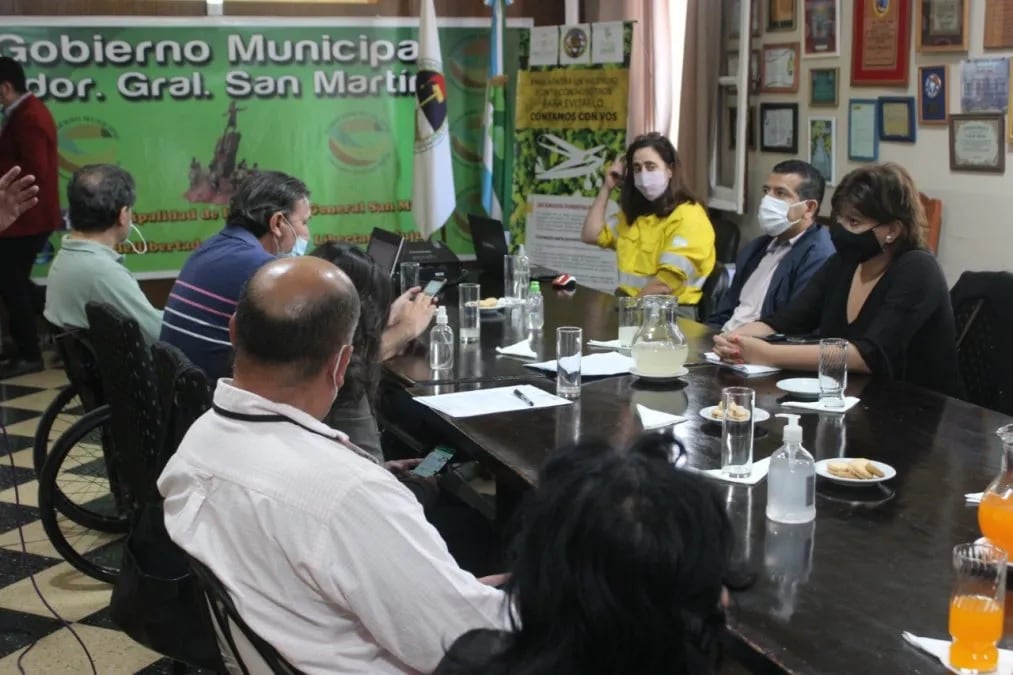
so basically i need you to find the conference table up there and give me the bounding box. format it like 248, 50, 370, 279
382, 283, 1013, 674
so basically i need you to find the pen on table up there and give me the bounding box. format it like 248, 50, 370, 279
513, 388, 536, 407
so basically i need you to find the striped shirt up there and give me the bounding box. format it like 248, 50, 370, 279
160, 226, 274, 381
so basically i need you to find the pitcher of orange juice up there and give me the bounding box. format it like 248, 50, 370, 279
978, 424, 1013, 555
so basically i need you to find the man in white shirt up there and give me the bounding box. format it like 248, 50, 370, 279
706, 160, 834, 333
158, 256, 508, 674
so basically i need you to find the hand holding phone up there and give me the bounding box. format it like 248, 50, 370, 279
411, 446, 455, 477
421, 278, 447, 300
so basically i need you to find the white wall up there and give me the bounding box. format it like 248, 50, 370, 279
730, 1, 1013, 284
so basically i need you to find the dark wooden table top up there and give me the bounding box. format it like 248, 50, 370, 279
382, 285, 1013, 674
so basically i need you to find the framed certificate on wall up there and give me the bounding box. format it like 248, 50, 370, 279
915, 0, 970, 52
851, 0, 912, 86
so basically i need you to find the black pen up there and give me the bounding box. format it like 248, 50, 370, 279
513, 388, 536, 407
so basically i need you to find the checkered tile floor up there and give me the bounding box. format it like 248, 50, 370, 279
0, 356, 199, 674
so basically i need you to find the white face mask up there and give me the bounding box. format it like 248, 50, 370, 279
125, 223, 148, 255
757, 195, 805, 237
633, 170, 669, 201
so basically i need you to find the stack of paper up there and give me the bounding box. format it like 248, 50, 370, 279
525, 351, 634, 376
704, 352, 780, 377
415, 384, 571, 418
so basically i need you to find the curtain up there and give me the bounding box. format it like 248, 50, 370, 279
676, 0, 721, 200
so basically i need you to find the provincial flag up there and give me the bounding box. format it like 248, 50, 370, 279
481, 0, 511, 221
412, 0, 456, 239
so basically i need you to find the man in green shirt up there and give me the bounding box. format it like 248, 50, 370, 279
44, 164, 162, 342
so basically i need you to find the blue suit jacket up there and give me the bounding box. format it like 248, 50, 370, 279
706, 225, 835, 329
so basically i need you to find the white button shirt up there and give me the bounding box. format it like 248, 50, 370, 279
158, 380, 509, 674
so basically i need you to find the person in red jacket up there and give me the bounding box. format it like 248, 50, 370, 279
0, 58, 60, 378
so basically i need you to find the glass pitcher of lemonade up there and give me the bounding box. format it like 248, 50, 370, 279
630, 295, 687, 377
978, 424, 1013, 555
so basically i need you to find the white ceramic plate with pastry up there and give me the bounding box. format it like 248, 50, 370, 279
699, 405, 771, 423
815, 458, 896, 485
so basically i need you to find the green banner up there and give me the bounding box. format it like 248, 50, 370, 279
0, 19, 522, 277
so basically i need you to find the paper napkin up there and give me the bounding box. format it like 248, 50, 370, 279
495, 339, 538, 359
901, 631, 1013, 674
636, 404, 687, 430
686, 457, 771, 485
588, 338, 625, 350
966, 492, 983, 504
704, 352, 781, 377
781, 397, 861, 414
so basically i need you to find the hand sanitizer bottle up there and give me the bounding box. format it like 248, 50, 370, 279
429, 307, 454, 370
766, 414, 816, 523
526, 280, 544, 330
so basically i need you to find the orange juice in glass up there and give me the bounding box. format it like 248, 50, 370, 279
949, 543, 1007, 673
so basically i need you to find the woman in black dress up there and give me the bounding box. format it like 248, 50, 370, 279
713, 163, 964, 398
433, 435, 732, 675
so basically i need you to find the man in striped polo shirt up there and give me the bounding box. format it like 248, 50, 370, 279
161, 171, 311, 381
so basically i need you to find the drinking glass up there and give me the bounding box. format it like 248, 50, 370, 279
617, 297, 641, 348
399, 261, 421, 295
556, 326, 583, 399
949, 542, 1007, 673
458, 283, 481, 344
818, 338, 848, 408
503, 255, 517, 304
721, 386, 755, 477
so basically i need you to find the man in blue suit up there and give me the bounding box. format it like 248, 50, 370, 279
707, 160, 835, 332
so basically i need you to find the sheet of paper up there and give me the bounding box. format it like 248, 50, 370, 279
525, 351, 634, 376
415, 384, 571, 418
529, 26, 559, 67
558, 24, 592, 66
704, 352, 781, 376
525, 194, 619, 294
762, 108, 795, 148
591, 21, 624, 64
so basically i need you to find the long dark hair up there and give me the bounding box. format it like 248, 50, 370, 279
620, 132, 698, 223
309, 242, 393, 408
461, 434, 732, 675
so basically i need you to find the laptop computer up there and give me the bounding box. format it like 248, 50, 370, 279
365, 228, 406, 278
468, 214, 558, 279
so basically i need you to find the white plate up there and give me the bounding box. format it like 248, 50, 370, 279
630, 367, 689, 383
776, 377, 821, 398
815, 459, 896, 485
699, 406, 771, 423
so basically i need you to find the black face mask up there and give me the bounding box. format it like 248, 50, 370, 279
830, 222, 884, 264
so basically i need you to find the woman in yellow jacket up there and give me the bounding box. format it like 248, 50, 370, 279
581, 133, 716, 318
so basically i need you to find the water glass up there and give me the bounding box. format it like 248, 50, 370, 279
617, 297, 641, 348
458, 283, 481, 344
818, 338, 848, 408
556, 326, 583, 399
949, 542, 1007, 673
721, 386, 755, 477
503, 255, 528, 305
400, 261, 421, 295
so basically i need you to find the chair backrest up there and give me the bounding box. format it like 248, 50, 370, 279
85, 301, 165, 510
709, 214, 741, 264
50, 326, 105, 413
151, 341, 212, 469
697, 262, 729, 323
919, 192, 942, 255
188, 556, 305, 675
950, 271, 1013, 415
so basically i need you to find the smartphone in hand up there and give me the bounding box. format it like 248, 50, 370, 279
411, 446, 455, 477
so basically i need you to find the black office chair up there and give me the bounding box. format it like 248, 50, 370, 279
189, 555, 305, 675
951, 271, 1013, 416
697, 262, 729, 323
710, 214, 741, 264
